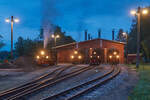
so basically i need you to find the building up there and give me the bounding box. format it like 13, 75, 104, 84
54, 38, 125, 63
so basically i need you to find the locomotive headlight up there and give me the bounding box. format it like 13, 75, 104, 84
41, 51, 45, 55
109, 55, 112, 59
46, 56, 49, 59
78, 55, 82, 59
116, 55, 120, 59
36, 56, 40, 59
74, 51, 78, 54
90, 56, 92, 58
94, 52, 96, 54
97, 56, 100, 58
71, 55, 74, 59
113, 52, 117, 55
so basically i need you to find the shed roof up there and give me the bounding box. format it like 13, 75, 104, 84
53, 38, 125, 49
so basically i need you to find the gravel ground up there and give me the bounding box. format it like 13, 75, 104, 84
28, 65, 111, 100
76, 64, 139, 100
0, 65, 68, 92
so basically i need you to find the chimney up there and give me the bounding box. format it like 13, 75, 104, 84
98, 29, 101, 38
85, 30, 87, 41
112, 29, 115, 40
88, 34, 90, 40
91, 36, 93, 40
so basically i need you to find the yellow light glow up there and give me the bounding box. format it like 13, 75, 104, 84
90, 56, 92, 58
52, 34, 55, 38
116, 55, 120, 59
113, 52, 117, 55
41, 51, 45, 55
71, 55, 74, 59
78, 55, 82, 59
109, 55, 112, 59
5, 19, 10, 23
74, 51, 78, 54
14, 18, 19, 23
46, 56, 49, 59
131, 10, 136, 15
37, 56, 40, 59
90, 48, 92, 50
122, 32, 126, 36
142, 9, 148, 15
97, 56, 100, 58
56, 35, 60, 38
94, 52, 96, 54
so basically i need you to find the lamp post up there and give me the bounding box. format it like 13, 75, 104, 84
5, 16, 19, 59
131, 7, 148, 68
51, 34, 60, 65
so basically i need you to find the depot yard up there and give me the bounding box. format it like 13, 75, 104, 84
0, 65, 63, 92
0, 64, 139, 100
128, 64, 150, 100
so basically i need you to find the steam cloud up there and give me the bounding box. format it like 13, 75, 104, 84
41, 0, 58, 48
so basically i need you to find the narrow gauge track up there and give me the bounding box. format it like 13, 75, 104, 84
0, 65, 94, 100
44, 65, 120, 100
0, 65, 73, 99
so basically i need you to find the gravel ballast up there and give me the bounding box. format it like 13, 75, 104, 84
77, 64, 138, 100
29, 65, 111, 100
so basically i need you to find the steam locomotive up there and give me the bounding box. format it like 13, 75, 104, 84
35, 49, 55, 66
107, 48, 120, 65
89, 48, 104, 65
70, 49, 83, 64
70, 48, 104, 65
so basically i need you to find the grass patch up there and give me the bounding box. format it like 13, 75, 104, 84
128, 64, 150, 100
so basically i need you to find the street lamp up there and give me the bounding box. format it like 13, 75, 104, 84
5, 16, 19, 59
130, 7, 149, 68
51, 34, 60, 65
51, 34, 60, 47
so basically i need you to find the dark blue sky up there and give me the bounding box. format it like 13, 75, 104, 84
0, 0, 150, 51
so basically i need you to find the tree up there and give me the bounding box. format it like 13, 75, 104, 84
47, 25, 75, 49
15, 37, 37, 56
116, 29, 126, 42
15, 37, 24, 56
128, 7, 150, 61
0, 34, 5, 49
14, 25, 75, 57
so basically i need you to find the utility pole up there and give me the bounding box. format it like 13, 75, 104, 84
136, 7, 141, 68
11, 16, 14, 59
130, 6, 148, 68
5, 16, 19, 59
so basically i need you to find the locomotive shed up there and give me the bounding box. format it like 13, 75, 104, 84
54, 38, 125, 64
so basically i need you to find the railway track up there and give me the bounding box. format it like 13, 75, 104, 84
0, 65, 73, 99
44, 65, 120, 100
0, 64, 93, 100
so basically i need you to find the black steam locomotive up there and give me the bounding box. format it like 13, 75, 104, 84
107, 48, 120, 65
89, 48, 104, 65
35, 49, 55, 66
70, 49, 83, 64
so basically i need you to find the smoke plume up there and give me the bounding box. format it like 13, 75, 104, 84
41, 0, 58, 48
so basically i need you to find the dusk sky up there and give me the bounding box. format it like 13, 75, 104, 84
0, 0, 150, 51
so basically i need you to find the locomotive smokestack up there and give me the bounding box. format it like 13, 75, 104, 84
85, 30, 87, 41
91, 36, 93, 40
98, 29, 101, 38
112, 29, 115, 40
88, 34, 90, 40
